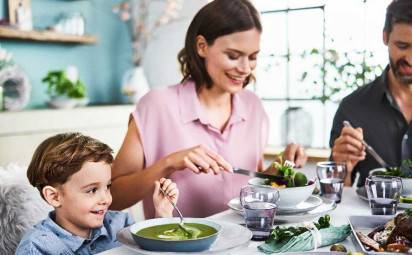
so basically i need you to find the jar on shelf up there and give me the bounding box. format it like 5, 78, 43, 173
54, 12, 85, 35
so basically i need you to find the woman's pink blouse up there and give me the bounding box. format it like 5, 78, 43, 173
132, 80, 269, 218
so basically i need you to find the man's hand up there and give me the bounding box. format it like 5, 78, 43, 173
332, 126, 366, 185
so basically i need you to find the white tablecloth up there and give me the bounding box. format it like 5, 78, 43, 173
99, 187, 372, 254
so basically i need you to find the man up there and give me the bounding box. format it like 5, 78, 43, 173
330, 0, 412, 187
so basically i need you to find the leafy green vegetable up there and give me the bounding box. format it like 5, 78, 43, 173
314, 214, 330, 229
373, 167, 412, 178
266, 215, 331, 244
270, 155, 308, 187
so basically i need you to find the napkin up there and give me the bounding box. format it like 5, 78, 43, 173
258, 224, 351, 254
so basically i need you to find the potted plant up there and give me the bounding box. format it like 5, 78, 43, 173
42, 66, 88, 109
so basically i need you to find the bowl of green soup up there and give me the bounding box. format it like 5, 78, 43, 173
130, 217, 222, 252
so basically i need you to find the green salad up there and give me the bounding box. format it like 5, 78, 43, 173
264, 157, 309, 188
372, 159, 412, 178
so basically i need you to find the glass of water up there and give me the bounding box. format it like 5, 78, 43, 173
316, 161, 347, 203
239, 185, 280, 241
365, 175, 403, 215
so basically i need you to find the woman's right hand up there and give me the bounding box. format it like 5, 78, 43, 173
165, 145, 233, 174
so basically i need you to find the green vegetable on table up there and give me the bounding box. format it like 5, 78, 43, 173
269, 156, 308, 187
373, 159, 412, 178
258, 215, 351, 254
266, 215, 331, 244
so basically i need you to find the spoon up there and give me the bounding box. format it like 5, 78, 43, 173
159, 187, 192, 235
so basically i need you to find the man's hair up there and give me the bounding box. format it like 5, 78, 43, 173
178, 0, 261, 90
384, 0, 412, 34
27, 133, 113, 197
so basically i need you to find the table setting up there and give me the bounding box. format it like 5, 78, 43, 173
99, 160, 412, 255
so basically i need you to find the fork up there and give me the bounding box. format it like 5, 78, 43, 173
342, 120, 388, 168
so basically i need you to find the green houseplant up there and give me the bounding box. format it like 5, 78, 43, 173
300, 48, 384, 103
42, 66, 88, 108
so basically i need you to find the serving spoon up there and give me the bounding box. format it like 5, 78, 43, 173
159, 187, 193, 236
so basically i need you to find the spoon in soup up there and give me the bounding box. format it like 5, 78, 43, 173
159, 187, 194, 236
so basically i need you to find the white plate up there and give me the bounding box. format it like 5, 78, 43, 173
356, 186, 412, 209
117, 220, 252, 254
228, 196, 336, 223
228, 195, 322, 214
278, 195, 323, 213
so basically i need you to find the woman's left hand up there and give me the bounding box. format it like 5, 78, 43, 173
283, 143, 307, 168
153, 178, 179, 218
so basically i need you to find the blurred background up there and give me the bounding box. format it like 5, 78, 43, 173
0, 0, 391, 165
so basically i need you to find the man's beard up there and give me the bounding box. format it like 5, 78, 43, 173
389, 57, 412, 85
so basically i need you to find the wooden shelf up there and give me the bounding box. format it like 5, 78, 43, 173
0, 26, 97, 44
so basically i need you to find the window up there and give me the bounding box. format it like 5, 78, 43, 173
252, 0, 391, 148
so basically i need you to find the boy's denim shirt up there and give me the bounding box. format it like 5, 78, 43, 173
16, 210, 133, 255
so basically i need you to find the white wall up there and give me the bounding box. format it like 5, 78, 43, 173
142, 1, 209, 88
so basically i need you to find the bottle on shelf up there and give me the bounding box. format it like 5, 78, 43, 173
15, 0, 33, 31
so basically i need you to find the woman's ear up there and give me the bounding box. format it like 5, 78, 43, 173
196, 35, 208, 58
42, 185, 62, 208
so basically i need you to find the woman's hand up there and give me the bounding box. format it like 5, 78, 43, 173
153, 178, 179, 218
165, 145, 233, 175
283, 143, 308, 168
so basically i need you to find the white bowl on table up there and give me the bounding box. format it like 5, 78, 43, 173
248, 178, 316, 208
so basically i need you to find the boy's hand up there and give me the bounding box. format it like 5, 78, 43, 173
153, 178, 179, 218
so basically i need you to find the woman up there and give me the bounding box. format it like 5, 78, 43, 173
111, 0, 307, 218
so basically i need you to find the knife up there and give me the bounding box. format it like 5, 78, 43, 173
233, 167, 285, 181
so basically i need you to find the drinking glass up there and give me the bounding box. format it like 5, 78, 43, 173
239, 185, 280, 241
365, 175, 403, 215
316, 161, 347, 203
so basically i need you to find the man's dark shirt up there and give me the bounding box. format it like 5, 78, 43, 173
329, 66, 412, 187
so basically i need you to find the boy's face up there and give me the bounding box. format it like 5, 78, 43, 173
55, 161, 112, 238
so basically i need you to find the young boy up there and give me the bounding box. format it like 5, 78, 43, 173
15, 133, 178, 254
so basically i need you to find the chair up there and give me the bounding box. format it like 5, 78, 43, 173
0, 163, 52, 254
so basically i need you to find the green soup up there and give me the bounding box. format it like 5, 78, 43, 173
135, 223, 217, 241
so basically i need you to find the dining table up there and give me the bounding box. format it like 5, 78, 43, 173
99, 187, 375, 255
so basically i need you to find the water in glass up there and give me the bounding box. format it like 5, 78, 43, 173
240, 185, 279, 241
243, 201, 277, 241
365, 175, 402, 215
316, 161, 347, 203
319, 178, 344, 203
369, 198, 397, 215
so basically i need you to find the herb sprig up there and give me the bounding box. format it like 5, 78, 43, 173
266, 215, 331, 244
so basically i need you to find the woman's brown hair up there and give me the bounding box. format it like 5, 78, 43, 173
178, 0, 262, 90
27, 133, 113, 197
